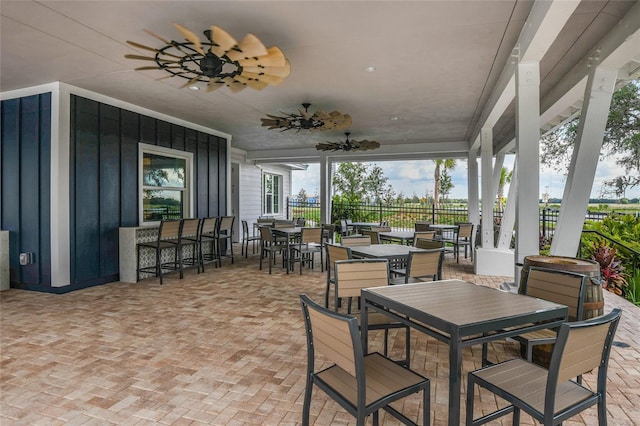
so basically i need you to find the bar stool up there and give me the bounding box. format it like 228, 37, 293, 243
241, 220, 260, 257
216, 216, 235, 265
136, 219, 180, 284
177, 218, 202, 276
199, 217, 219, 269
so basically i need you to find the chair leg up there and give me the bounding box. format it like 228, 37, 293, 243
466, 378, 476, 425
157, 248, 163, 285
136, 246, 141, 282
302, 378, 313, 426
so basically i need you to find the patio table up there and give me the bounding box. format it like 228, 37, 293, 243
379, 230, 415, 245
347, 243, 424, 261
361, 280, 568, 425
349, 221, 380, 232
271, 227, 303, 273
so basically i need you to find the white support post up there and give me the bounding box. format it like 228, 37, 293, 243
498, 162, 517, 250
514, 61, 541, 279
480, 128, 494, 248
550, 66, 618, 257
319, 155, 330, 225
467, 150, 480, 227
491, 153, 505, 207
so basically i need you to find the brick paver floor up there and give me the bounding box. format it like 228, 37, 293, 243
1, 245, 638, 425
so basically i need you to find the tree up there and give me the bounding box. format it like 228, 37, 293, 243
497, 167, 512, 210
438, 171, 454, 201
332, 162, 390, 202
433, 159, 455, 207
297, 188, 308, 203
541, 79, 639, 197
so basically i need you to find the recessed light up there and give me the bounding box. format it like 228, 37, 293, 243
188, 85, 200, 91
390, 116, 402, 121
365, 66, 377, 72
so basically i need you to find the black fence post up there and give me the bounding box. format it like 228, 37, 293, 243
542, 208, 547, 238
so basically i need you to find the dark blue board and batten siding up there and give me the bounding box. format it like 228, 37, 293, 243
0, 93, 52, 289
0, 93, 227, 292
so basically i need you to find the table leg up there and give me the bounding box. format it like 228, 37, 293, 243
449, 331, 463, 425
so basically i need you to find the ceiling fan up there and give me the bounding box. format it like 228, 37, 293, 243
316, 132, 380, 152
125, 23, 290, 92
261, 103, 352, 132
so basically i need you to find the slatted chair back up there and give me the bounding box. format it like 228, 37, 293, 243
415, 238, 444, 250
179, 218, 200, 239
218, 216, 235, 234
200, 217, 218, 237
553, 309, 621, 385
523, 267, 587, 321
341, 235, 371, 247
404, 249, 443, 282
273, 221, 294, 228
457, 223, 474, 240
257, 218, 274, 227
159, 220, 181, 240
301, 294, 359, 377
370, 226, 391, 232
414, 222, 432, 231
301, 227, 322, 244
326, 244, 352, 265
259, 225, 275, 245
413, 231, 436, 246
360, 229, 381, 244
334, 259, 389, 301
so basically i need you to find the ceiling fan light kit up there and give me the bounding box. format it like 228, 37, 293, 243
125, 23, 290, 92
261, 103, 352, 132
316, 132, 380, 152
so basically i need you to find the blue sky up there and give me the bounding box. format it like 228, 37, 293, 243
291, 154, 636, 200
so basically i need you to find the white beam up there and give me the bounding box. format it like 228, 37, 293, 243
550, 66, 618, 257
514, 61, 541, 272
319, 156, 330, 225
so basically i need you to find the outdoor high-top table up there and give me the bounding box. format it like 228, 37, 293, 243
347, 243, 424, 260
361, 280, 568, 425
378, 230, 415, 245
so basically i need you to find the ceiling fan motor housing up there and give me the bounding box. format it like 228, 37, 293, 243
199, 52, 223, 77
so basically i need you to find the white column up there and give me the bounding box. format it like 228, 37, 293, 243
319, 155, 330, 225
491, 153, 505, 207
51, 83, 71, 287
514, 61, 541, 272
550, 67, 618, 256
480, 128, 494, 248
467, 150, 480, 227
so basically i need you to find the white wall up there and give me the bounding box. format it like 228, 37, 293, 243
231, 150, 293, 233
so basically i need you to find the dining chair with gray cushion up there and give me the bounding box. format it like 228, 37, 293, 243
466, 308, 622, 426
300, 294, 430, 426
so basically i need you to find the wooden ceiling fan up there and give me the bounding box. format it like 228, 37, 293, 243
261, 103, 352, 132
125, 23, 290, 92
316, 132, 380, 152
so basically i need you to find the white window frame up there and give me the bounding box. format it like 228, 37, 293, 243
263, 173, 282, 216
138, 143, 194, 226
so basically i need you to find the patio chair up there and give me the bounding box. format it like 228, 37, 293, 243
466, 308, 622, 426
514, 267, 587, 364
341, 235, 371, 247
361, 229, 381, 244
216, 216, 235, 264
300, 294, 430, 426
370, 226, 391, 232
241, 220, 261, 258
290, 227, 324, 274
322, 223, 335, 245
390, 248, 444, 284
442, 222, 474, 263
199, 217, 219, 269
340, 219, 355, 237
412, 231, 436, 246
333, 259, 411, 366
136, 219, 180, 284
259, 226, 288, 274
295, 217, 306, 226
324, 243, 352, 307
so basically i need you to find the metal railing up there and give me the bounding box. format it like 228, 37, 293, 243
578, 229, 640, 272
540, 208, 635, 238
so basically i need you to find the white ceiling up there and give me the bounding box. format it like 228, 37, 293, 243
1, 1, 639, 163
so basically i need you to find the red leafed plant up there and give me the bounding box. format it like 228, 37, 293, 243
591, 242, 628, 296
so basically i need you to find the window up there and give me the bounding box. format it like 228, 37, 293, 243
139, 143, 193, 224
263, 173, 281, 215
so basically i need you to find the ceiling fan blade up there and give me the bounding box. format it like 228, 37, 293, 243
233, 75, 269, 91
155, 72, 186, 80
209, 25, 237, 57
312, 110, 331, 120
226, 33, 268, 61
125, 54, 179, 63
179, 75, 201, 89
223, 77, 248, 93
143, 29, 171, 44
207, 80, 225, 92
240, 71, 285, 86
241, 61, 291, 78
127, 41, 183, 59
173, 23, 205, 55
238, 46, 286, 68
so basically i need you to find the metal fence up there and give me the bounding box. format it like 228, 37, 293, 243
287, 198, 636, 234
